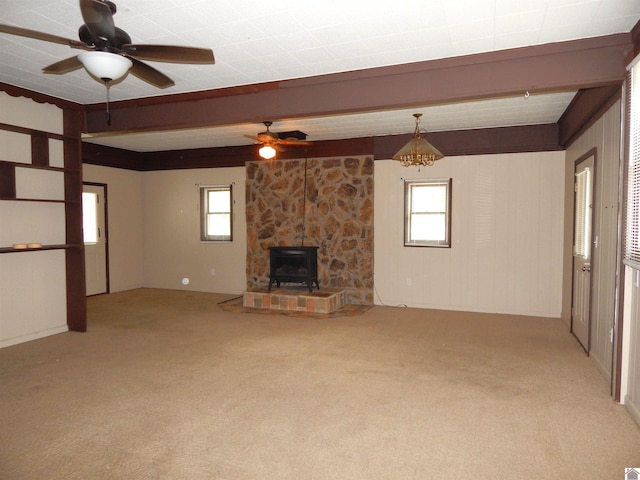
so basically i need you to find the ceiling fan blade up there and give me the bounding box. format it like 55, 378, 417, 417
128, 57, 175, 88
79, 0, 116, 44
243, 134, 261, 141
0, 24, 88, 49
122, 44, 215, 64
42, 56, 83, 74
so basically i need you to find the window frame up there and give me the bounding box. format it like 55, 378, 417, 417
404, 178, 452, 248
200, 185, 233, 242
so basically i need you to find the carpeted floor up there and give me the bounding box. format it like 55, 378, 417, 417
1, 288, 639, 479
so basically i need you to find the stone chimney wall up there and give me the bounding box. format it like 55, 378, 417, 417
246, 156, 374, 305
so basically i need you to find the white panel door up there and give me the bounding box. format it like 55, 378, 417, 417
83, 184, 108, 296
571, 155, 594, 352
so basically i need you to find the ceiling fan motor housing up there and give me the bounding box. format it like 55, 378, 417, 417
278, 130, 307, 140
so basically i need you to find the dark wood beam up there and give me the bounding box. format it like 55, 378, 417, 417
85, 34, 633, 135
83, 124, 560, 171
63, 109, 87, 333
82, 142, 146, 170
631, 19, 640, 60
374, 124, 561, 160
558, 85, 622, 148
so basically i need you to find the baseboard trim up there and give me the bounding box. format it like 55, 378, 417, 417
0, 325, 69, 349
624, 395, 640, 427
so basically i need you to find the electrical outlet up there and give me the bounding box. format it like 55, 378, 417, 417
210, 268, 216, 276
406, 278, 412, 286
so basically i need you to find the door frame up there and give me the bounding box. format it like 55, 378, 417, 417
571, 148, 597, 353
83, 182, 110, 295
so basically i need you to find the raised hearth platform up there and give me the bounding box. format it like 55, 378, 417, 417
243, 287, 345, 314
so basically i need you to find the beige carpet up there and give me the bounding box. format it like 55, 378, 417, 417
1, 288, 639, 479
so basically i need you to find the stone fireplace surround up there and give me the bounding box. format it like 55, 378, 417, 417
246, 156, 374, 305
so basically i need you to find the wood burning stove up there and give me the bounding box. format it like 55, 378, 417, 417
268, 246, 319, 292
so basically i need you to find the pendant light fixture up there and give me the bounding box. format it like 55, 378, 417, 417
78, 51, 133, 125
77, 51, 133, 82
259, 144, 277, 160
392, 113, 444, 167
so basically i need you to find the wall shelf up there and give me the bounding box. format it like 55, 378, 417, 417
0, 244, 72, 254
0, 197, 66, 203
1, 107, 87, 334
0, 160, 69, 172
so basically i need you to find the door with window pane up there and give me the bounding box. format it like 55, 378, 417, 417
83, 183, 108, 296
572, 154, 594, 352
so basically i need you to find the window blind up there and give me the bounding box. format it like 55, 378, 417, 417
626, 60, 640, 265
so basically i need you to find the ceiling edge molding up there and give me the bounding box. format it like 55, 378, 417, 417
374, 124, 561, 160
631, 19, 640, 60
82, 125, 560, 171
0, 82, 83, 111
558, 86, 622, 148
82, 142, 146, 170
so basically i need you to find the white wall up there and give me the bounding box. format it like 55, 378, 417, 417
83, 164, 144, 293
0, 251, 67, 347
374, 152, 565, 317
141, 167, 247, 295
86, 150, 567, 318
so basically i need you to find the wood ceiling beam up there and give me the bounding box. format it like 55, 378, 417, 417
85, 34, 633, 135
82, 124, 560, 170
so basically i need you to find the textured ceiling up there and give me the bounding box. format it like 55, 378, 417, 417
1, 0, 639, 151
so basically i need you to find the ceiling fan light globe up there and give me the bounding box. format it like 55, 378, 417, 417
78, 51, 132, 82
259, 144, 277, 160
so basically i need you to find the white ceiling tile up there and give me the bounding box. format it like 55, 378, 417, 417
0, 1, 637, 149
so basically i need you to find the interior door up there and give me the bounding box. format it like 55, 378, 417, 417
571, 155, 594, 352
83, 183, 108, 296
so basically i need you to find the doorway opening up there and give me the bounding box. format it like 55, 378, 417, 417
571, 150, 596, 353
83, 183, 109, 296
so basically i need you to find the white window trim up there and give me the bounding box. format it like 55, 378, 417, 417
404, 178, 452, 248
200, 185, 233, 242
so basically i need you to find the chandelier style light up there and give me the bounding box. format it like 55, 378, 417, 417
392, 113, 444, 167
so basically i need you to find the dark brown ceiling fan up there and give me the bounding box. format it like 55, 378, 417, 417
244, 122, 312, 159
0, 0, 215, 89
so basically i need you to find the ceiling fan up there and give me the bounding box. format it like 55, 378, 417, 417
0, 0, 215, 89
245, 122, 312, 159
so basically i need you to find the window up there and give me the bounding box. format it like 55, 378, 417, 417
404, 178, 451, 247
201, 185, 232, 242
574, 166, 593, 259
82, 191, 98, 244
626, 58, 640, 266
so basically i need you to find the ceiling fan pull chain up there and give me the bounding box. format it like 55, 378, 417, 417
104, 79, 111, 125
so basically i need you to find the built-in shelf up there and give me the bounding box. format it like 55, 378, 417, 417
1, 109, 87, 333
0, 161, 68, 172
0, 244, 72, 254
0, 197, 67, 203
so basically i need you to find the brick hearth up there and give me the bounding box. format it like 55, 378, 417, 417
243, 287, 346, 314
